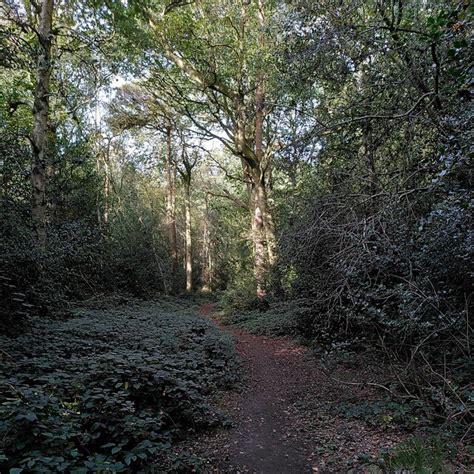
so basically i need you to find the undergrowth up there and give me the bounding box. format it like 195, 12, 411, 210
219, 296, 472, 469
218, 298, 311, 337
363, 436, 451, 473
0, 297, 238, 472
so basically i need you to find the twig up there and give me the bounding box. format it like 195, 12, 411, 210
321, 369, 397, 396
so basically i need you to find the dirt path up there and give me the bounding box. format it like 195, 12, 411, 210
221, 330, 314, 472
197, 304, 402, 473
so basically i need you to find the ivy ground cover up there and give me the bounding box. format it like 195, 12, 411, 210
0, 297, 237, 472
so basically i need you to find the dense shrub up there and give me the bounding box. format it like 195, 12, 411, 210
0, 207, 177, 334
220, 276, 270, 313
220, 298, 311, 337
277, 187, 472, 350
267, 182, 473, 427
0, 298, 238, 472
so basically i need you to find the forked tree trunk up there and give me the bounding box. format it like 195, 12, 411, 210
31, 0, 54, 244
248, 0, 276, 295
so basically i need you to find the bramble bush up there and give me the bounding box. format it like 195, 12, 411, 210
0, 298, 238, 472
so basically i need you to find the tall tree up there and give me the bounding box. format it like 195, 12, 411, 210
118, 0, 281, 294
2, 0, 112, 242
107, 84, 182, 287
176, 139, 198, 293
201, 187, 213, 292
164, 122, 178, 274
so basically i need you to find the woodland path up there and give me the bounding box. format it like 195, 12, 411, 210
195, 304, 403, 473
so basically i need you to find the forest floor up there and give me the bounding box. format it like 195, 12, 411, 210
183, 303, 406, 473
3, 297, 465, 473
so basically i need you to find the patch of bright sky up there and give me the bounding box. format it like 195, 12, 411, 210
92, 73, 224, 167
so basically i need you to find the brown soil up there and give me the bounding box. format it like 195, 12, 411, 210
193, 304, 404, 473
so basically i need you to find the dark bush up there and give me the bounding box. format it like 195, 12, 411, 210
268, 181, 473, 425
0, 207, 177, 335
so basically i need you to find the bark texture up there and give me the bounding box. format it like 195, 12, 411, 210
201, 192, 213, 292
184, 177, 193, 292
165, 126, 178, 280
31, 0, 54, 244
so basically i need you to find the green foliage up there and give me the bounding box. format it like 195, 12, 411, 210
277, 187, 472, 346
220, 298, 311, 337
381, 437, 449, 473
0, 213, 175, 331
335, 398, 435, 431
220, 276, 261, 313
272, 185, 472, 424
0, 298, 237, 472
1, 0, 472, 466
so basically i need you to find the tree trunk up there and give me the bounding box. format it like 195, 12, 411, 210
263, 182, 276, 267
31, 0, 54, 245
184, 180, 193, 292
248, 0, 276, 293
164, 126, 178, 280
237, 90, 276, 296
201, 192, 212, 292
103, 143, 111, 224
246, 164, 275, 296
250, 183, 266, 297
